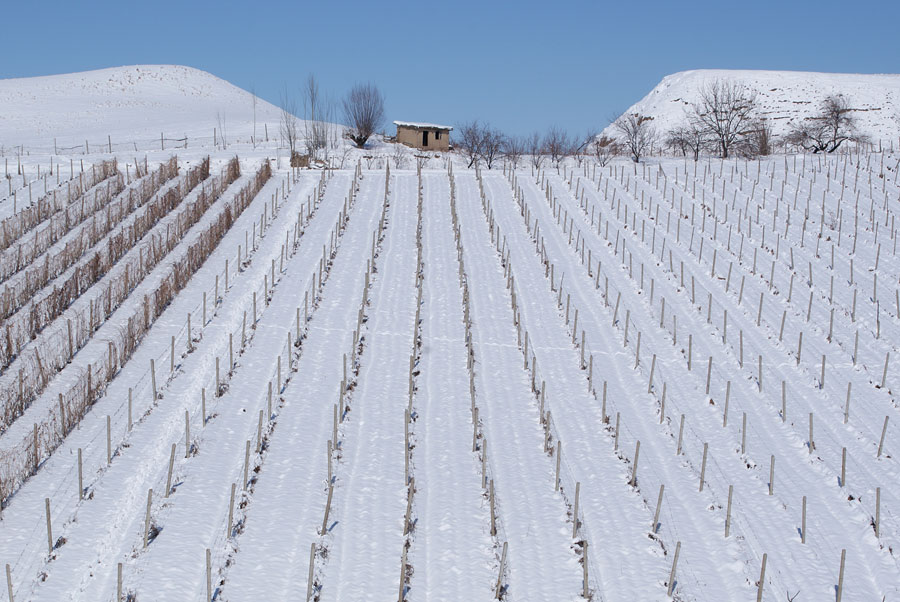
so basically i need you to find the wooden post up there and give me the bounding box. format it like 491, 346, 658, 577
836, 549, 846, 602
143, 489, 153, 547
185, 410, 192, 458
630, 440, 640, 486
107, 416, 112, 465
725, 485, 733, 537
573, 481, 581, 538
150, 359, 157, 400
667, 541, 681, 596
117, 562, 122, 602
45, 498, 53, 554
78, 448, 83, 500
699, 443, 708, 491
844, 382, 851, 424
582, 539, 589, 598
166, 443, 176, 498
756, 553, 767, 602
875, 487, 881, 538
820, 354, 826, 389
677, 415, 685, 455
496, 541, 508, 599
306, 543, 316, 601
705, 356, 712, 395
490, 479, 497, 536
243, 441, 251, 488
881, 352, 890, 389
33, 424, 38, 473
768, 455, 775, 495
555, 441, 562, 491
206, 548, 212, 602
877, 416, 889, 458
170, 336, 175, 373
227, 482, 236, 538
741, 413, 747, 455
128, 388, 132, 431
801, 495, 807, 544
652, 484, 664, 533
809, 413, 815, 453
6, 564, 13, 602
841, 447, 847, 487
202, 389, 207, 425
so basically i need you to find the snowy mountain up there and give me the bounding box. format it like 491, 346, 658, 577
605, 69, 900, 145
0, 65, 284, 149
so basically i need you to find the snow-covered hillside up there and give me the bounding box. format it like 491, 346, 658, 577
0, 65, 284, 149
606, 69, 900, 144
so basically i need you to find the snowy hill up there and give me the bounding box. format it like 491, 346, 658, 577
606, 69, 900, 145
0, 65, 285, 149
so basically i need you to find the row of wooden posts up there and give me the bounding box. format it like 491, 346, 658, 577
475, 166, 592, 599
3, 164, 332, 601
305, 163, 383, 602
517, 161, 884, 597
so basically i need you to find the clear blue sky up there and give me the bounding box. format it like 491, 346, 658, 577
2, 0, 897, 137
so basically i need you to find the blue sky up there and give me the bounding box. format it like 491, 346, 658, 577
2, 0, 897, 137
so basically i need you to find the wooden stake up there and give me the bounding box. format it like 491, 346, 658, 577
45, 497, 53, 555
836, 549, 846, 602
667, 541, 681, 596
768, 455, 775, 495
801, 495, 807, 544
143, 489, 153, 548
496, 541, 508, 599
6, 563, 13, 602
877, 416, 889, 458
756, 553, 767, 602
306, 543, 316, 601
630, 440, 640, 486
652, 484, 664, 533
677, 415, 685, 455
117, 562, 122, 602
77, 448, 83, 500
573, 482, 581, 538
206, 548, 212, 602
227, 482, 236, 538
725, 485, 733, 537
166, 443, 176, 498
699, 443, 708, 492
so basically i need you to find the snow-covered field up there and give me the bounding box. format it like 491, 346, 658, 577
0, 66, 898, 602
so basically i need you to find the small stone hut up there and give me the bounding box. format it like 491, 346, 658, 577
394, 121, 453, 151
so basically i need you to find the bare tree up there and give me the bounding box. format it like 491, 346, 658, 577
666, 122, 706, 161
787, 95, 859, 153
503, 135, 525, 168
543, 126, 573, 170
526, 132, 545, 170
279, 85, 299, 155
342, 82, 385, 148
691, 80, 757, 158
614, 113, 656, 162
455, 121, 483, 168
589, 135, 620, 166
572, 130, 597, 166
480, 126, 506, 169
215, 111, 228, 149
303, 75, 328, 159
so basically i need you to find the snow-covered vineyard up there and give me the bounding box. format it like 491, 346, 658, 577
0, 146, 898, 602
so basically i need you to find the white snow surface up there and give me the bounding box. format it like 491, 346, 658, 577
605, 69, 900, 142
0, 65, 285, 148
